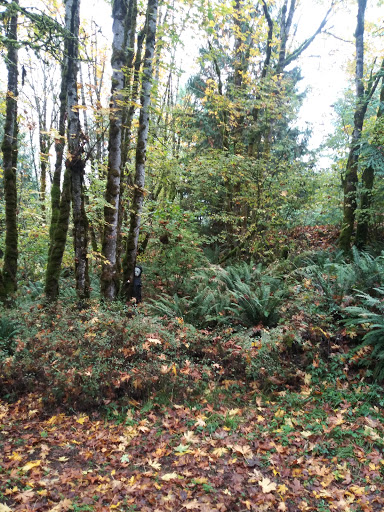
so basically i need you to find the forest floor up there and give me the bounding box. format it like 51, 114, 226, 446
1, 375, 384, 512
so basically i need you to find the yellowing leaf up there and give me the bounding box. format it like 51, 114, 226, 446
9, 451, 23, 462
278, 484, 288, 495
212, 447, 228, 457
274, 409, 285, 418
258, 477, 277, 493
161, 472, 180, 481
22, 460, 41, 472
57, 456, 69, 462
76, 415, 88, 425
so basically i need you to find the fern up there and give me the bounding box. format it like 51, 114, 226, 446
0, 316, 19, 358
344, 287, 384, 380
149, 262, 285, 328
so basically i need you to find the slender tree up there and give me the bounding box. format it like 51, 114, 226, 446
101, 0, 134, 300
0, 0, 19, 301
65, 0, 89, 301
122, 0, 158, 299
45, 0, 88, 301
339, 0, 367, 252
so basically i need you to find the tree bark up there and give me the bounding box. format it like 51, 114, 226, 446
122, 0, 158, 299
101, 0, 132, 300
65, 0, 89, 301
49, 53, 68, 245
339, 0, 367, 252
0, 0, 19, 301
355, 75, 384, 248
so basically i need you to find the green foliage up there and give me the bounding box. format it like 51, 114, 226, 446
296, 248, 384, 317
149, 262, 286, 328
0, 315, 19, 359
344, 287, 384, 380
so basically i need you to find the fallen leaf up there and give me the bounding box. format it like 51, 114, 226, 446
259, 477, 277, 493
161, 472, 181, 481
22, 460, 41, 472
0, 504, 13, 512
184, 500, 200, 510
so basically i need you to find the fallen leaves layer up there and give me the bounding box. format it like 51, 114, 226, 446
1, 387, 384, 511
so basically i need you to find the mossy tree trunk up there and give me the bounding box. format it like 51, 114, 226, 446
355, 74, 384, 249
101, 0, 136, 300
65, 0, 89, 301
0, 1, 19, 301
49, 53, 68, 245
45, 2, 72, 301
122, 0, 158, 299
45, 0, 87, 301
339, 0, 367, 253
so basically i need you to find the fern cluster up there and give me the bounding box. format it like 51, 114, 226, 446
344, 287, 384, 380
149, 262, 286, 328
298, 248, 384, 315
0, 316, 19, 359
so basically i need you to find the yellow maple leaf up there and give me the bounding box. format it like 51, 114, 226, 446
0, 504, 13, 512
161, 472, 181, 481
22, 460, 41, 472
9, 451, 22, 462
259, 477, 277, 493
76, 415, 88, 425
278, 484, 288, 495
212, 447, 228, 457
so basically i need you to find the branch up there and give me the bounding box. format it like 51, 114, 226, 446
261, 0, 273, 78
284, 3, 333, 68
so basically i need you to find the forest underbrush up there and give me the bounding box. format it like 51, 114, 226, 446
1, 243, 384, 510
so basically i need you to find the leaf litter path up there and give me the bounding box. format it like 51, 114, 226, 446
1, 389, 384, 512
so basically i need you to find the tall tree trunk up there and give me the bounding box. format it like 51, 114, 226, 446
101, 0, 132, 300
122, 0, 158, 299
339, 0, 367, 253
355, 76, 384, 248
65, 0, 89, 301
44, 168, 72, 300
0, 1, 19, 301
49, 54, 68, 244
45, 2, 71, 300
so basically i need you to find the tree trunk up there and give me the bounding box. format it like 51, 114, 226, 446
44, 168, 72, 300
339, 0, 367, 253
122, 0, 158, 299
355, 76, 384, 248
101, 0, 132, 300
65, 0, 89, 301
0, 1, 19, 301
49, 54, 68, 245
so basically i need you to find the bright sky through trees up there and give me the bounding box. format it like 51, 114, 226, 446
80, 0, 383, 164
